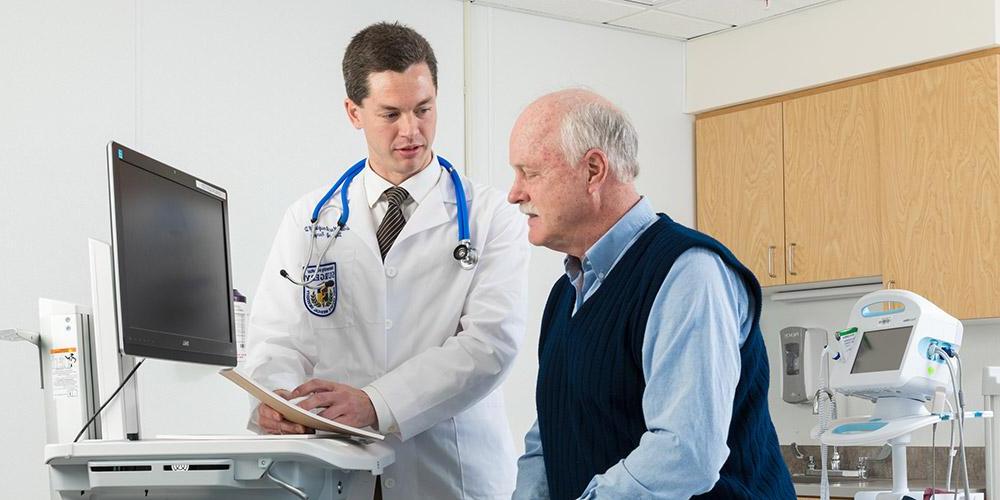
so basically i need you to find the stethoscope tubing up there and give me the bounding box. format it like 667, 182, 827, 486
294, 155, 474, 287
438, 156, 470, 241
311, 157, 367, 224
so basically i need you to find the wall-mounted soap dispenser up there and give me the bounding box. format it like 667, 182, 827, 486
780, 326, 827, 404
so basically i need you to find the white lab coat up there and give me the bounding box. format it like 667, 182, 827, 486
245, 165, 529, 500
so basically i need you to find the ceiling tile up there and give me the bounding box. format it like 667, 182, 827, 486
608, 9, 730, 39
486, 0, 645, 23
658, 0, 830, 26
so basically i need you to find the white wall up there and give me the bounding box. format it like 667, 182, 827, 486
761, 297, 1000, 447
1, 1, 136, 497
0, 1, 688, 497
465, 5, 689, 454
686, 0, 1000, 112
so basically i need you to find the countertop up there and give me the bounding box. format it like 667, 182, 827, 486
792, 476, 986, 498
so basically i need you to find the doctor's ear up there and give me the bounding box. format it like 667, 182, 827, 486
584, 148, 611, 193
344, 98, 364, 129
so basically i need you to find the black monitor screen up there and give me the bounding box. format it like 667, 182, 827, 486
109, 143, 236, 366
850, 326, 912, 374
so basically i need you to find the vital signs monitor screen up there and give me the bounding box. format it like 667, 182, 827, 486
850, 326, 913, 374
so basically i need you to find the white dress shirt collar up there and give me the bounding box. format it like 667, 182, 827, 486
364, 156, 442, 208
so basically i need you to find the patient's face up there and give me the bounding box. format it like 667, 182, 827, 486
508, 113, 591, 254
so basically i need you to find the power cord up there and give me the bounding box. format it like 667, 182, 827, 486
932, 345, 971, 499
72, 358, 146, 443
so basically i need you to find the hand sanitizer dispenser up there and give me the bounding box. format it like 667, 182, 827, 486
780, 326, 827, 404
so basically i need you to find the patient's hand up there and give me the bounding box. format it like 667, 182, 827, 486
258, 388, 310, 434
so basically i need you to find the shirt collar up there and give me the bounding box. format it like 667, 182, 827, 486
364, 156, 442, 208
564, 197, 658, 280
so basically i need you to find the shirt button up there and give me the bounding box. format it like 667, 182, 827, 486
383, 478, 395, 488
385, 320, 393, 330
598, 272, 605, 280
385, 266, 397, 278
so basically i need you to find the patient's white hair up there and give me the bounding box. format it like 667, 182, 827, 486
559, 100, 639, 182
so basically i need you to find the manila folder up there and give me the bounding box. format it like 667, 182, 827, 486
219, 368, 384, 441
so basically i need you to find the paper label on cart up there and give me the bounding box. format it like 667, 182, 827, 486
51, 351, 80, 399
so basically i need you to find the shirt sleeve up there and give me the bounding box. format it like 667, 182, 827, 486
361, 385, 399, 434
578, 247, 750, 498
513, 419, 550, 500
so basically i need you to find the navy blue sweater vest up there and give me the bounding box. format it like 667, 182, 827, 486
536, 215, 794, 499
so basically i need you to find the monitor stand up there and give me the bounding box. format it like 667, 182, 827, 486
88, 238, 142, 441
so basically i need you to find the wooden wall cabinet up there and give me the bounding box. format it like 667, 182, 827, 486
696, 49, 1000, 319
782, 82, 882, 284
696, 103, 786, 287
696, 85, 881, 286
877, 55, 1000, 319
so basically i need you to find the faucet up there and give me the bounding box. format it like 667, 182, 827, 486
791, 440, 868, 481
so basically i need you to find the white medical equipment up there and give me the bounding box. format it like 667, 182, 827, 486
985, 366, 1000, 500
0, 327, 43, 388
46, 437, 393, 499
279, 155, 477, 295
780, 326, 827, 404
37, 143, 395, 499
812, 289, 991, 500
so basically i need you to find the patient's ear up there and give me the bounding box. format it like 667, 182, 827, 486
584, 148, 611, 194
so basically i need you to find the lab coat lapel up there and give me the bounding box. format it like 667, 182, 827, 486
345, 175, 381, 262
393, 176, 450, 246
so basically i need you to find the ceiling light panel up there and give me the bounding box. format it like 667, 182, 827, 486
659, 0, 830, 25
484, 0, 645, 23
609, 9, 730, 39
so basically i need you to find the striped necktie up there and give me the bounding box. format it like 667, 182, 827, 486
376, 186, 409, 260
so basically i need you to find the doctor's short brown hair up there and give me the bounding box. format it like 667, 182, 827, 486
342, 22, 438, 105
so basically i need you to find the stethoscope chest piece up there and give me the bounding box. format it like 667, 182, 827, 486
453, 239, 478, 270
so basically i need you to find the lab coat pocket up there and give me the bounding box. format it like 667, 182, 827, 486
454, 395, 517, 497
315, 321, 383, 388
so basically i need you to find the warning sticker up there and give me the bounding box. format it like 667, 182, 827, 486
51, 351, 80, 399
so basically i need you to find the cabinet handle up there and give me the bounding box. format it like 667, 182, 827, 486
787, 243, 798, 276
767, 245, 777, 278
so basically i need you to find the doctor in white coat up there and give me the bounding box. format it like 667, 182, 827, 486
244, 22, 529, 499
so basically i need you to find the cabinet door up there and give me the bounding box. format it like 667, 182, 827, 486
783, 82, 882, 284
696, 103, 785, 286
877, 55, 1000, 319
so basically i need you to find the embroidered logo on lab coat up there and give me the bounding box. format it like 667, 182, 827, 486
302, 262, 338, 317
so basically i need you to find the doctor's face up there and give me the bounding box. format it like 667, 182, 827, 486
345, 63, 437, 183
507, 117, 592, 255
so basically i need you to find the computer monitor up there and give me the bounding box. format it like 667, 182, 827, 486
107, 142, 237, 366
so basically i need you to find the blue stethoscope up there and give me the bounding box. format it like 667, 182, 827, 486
280, 155, 478, 291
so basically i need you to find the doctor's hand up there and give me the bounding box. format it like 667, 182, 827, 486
258, 389, 310, 435
291, 379, 379, 429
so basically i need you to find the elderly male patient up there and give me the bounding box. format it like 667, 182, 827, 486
507, 89, 795, 499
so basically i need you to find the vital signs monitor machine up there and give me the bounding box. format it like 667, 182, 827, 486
812, 290, 991, 500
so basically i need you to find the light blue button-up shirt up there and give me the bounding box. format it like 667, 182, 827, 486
513, 198, 752, 499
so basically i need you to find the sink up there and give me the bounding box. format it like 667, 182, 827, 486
791, 474, 864, 485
